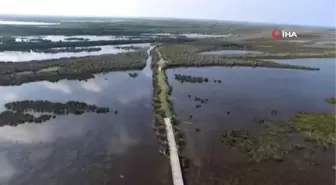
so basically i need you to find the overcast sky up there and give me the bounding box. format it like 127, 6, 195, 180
0, 0, 335, 27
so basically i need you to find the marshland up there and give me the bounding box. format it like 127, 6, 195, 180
0, 15, 334, 185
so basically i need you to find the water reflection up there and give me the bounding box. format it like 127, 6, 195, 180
0, 20, 59, 25
79, 79, 104, 93
200, 50, 262, 55
141, 45, 154, 78
0, 116, 87, 145
39, 81, 73, 94
0, 152, 16, 183
106, 121, 139, 155
0, 43, 150, 62
0, 55, 163, 184
15, 35, 131, 42
167, 58, 335, 185
167, 58, 335, 127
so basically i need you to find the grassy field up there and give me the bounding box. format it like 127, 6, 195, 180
158, 69, 172, 117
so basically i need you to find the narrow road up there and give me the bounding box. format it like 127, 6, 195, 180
154, 47, 185, 185
164, 117, 184, 185
156, 47, 167, 67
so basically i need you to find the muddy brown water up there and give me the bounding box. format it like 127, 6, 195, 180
167, 58, 335, 185
0, 48, 172, 185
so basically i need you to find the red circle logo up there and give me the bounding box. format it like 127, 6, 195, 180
272, 29, 282, 39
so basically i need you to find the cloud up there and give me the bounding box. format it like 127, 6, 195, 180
0, 87, 20, 111
106, 122, 138, 155
39, 81, 72, 94
0, 117, 87, 145
0, 92, 19, 103
117, 88, 149, 105
0, 152, 17, 183
80, 79, 103, 93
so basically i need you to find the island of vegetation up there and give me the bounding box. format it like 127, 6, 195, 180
0, 50, 148, 85
64, 37, 89, 41
0, 100, 112, 126
0, 37, 194, 52
29, 47, 102, 53
158, 44, 323, 70
115, 45, 142, 50
128, 72, 139, 78
222, 111, 335, 163
325, 97, 336, 104
174, 74, 209, 83
174, 73, 223, 84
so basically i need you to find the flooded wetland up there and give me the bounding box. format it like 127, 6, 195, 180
0, 15, 335, 185
166, 58, 335, 185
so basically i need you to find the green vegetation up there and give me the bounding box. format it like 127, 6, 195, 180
0, 100, 111, 126
64, 37, 89, 41
0, 111, 54, 126
152, 48, 187, 157
152, 53, 170, 155
4, 100, 110, 114
222, 111, 335, 162
158, 69, 172, 117
325, 97, 336, 104
192, 96, 208, 104
128, 72, 139, 78
28, 38, 52, 43
0, 19, 249, 36
150, 45, 160, 68
29, 47, 101, 53
0, 40, 149, 52
291, 112, 335, 148
174, 74, 209, 83
0, 36, 16, 44
0, 38, 194, 52
174, 73, 223, 84
0, 50, 147, 85
159, 44, 322, 70
115, 45, 142, 50
222, 130, 288, 162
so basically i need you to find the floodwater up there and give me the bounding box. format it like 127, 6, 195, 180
166, 58, 335, 185
141, 33, 231, 38
200, 50, 262, 55
15, 35, 131, 42
181, 33, 231, 38
0, 43, 150, 62
0, 20, 59, 26
0, 47, 171, 185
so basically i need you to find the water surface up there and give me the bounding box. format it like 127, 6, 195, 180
0, 43, 150, 62
168, 58, 335, 126
0, 20, 59, 26
0, 48, 170, 185
200, 50, 262, 55
15, 35, 132, 42
142, 33, 231, 38
166, 58, 335, 184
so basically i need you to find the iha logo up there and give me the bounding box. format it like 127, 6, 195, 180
272, 29, 298, 39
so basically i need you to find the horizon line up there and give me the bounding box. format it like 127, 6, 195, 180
0, 13, 335, 29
